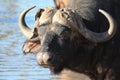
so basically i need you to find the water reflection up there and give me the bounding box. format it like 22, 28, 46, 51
0, 0, 55, 80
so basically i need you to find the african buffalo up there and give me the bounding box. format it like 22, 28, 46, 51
19, 0, 120, 80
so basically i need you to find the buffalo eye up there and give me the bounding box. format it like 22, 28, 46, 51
57, 31, 71, 47
60, 28, 72, 40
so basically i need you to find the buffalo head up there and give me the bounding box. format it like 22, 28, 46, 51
19, 6, 117, 74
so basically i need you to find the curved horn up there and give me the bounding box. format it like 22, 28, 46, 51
76, 9, 117, 43
52, 8, 117, 43
68, 9, 117, 43
18, 6, 36, 39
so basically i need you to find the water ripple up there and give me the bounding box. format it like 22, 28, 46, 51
0, 0, 56, 80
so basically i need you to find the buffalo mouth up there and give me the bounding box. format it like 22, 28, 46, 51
37, 51, 65, 74
22, 38, 41, 54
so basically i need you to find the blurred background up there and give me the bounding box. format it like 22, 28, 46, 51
0, 0, 57, 80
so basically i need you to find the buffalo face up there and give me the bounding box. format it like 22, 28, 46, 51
36, 23, 95, 74
37, 23, 77, 73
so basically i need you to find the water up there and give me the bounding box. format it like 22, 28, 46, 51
0, 0, 57, 80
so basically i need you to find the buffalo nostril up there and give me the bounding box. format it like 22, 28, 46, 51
37, 52, 50, 65
48, 57, 52, 62
42, 52, 50, 64
37, 52, 44, 65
